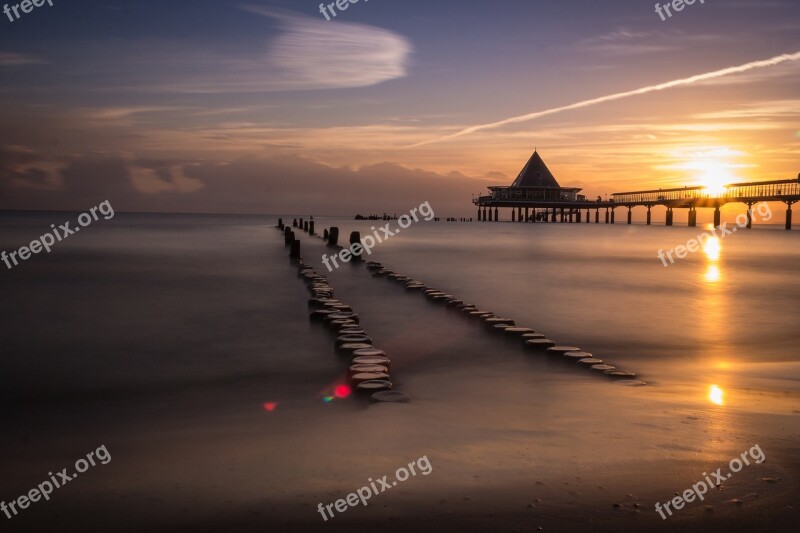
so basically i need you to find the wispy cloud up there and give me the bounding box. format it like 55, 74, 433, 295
0, 52, 47, 67
241, 6, 412, 90
409, 50, 800, 147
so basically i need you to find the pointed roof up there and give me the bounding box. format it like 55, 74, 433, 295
511, 150, 561, 188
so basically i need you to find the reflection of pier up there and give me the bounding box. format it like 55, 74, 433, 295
473, 149, 800, 229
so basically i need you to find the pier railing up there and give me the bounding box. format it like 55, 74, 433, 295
611, 177, 800, 205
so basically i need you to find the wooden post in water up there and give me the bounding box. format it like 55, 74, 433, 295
328, 227, 339, 246
688, 208, 697, 227
303, 221, 309, 232
786, 201, 794, 230
289, 239, 301, 259
309, 221, 315, 235
627, 207, 632, 225
714, 206, 721, 227
746, 202, 754, 228
278, 218, 283, 229
349, 231, 362, 260
494, 207, 499, 221
285, 230, 295, 246
646, 206, 652, 225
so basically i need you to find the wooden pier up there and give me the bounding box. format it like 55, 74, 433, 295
472, 149, 800, 229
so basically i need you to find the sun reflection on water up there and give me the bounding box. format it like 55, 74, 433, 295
709, 384, 725, 406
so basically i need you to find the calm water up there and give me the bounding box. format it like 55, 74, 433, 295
1, 211, 798, 531
1, 211, 798, 399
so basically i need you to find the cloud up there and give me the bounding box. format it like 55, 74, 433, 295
409, 50, 800, 147
0, 152, 486, 216
240, 6, 412, 90
0, 52, 46, 67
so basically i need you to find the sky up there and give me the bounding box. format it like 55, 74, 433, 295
1, 0, 799, 216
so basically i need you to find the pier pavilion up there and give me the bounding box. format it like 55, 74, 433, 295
474, 149, 586, 222
474, 149, 800, 229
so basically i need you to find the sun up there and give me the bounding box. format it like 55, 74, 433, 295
696, 163, 732, 196
669, 147, 744, 196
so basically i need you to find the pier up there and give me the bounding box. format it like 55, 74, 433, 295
473, 149, 800, 229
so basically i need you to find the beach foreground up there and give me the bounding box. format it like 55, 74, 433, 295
1, 212, 798, 532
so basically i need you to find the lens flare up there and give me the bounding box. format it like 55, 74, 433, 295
262, 402, 278, 412
334, 385, 351, 398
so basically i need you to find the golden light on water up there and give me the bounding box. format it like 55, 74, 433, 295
704, 265, 721, 283
702, 236, 721, 261
709, 384, 725, 405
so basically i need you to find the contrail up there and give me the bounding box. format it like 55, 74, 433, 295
408, 50, 800, 148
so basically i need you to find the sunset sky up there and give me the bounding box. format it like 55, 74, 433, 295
1, 0, 799, 215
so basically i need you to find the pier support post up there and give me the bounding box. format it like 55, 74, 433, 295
576, 210, 582, 223
688, 208, 697, 227
551, 209, 556, 222
525, 207, 530, 222
328, 227, 339, 246
627, 207, 632, 225
714, 207, 721, 228
595, 209, 600, 224
611, 209, 616, 224
494, 207, 499, 221
512, 209, 516, 222
605, 208, 609, 224
646, 206, 651, 225
786, 202, 794, 230
477, 208, 481, 221
518, 207, 523, 222
666, 209, 673, 226
746, 203, 754, 228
